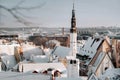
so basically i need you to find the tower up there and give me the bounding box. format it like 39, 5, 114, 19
70, 3, 77, 57
66, 56, 79, 78
66, 3, 80, 78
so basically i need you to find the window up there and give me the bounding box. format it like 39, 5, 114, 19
74, 60, 76, 64
70, 60, 73, 64
105, 67, 108, 71
32, 70, 38, 73
91, 51, 93, 54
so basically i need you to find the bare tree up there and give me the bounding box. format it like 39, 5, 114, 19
0, 0, 46, 26
33, 37, 48, 47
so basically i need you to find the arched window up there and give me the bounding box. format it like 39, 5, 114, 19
42, 70, 48, 74
32, 70, 39, 73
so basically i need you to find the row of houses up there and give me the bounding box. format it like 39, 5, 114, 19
0, 35, 120, 80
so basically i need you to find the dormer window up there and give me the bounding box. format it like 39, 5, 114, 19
96, 38, 100, 42
88, 51, 89, 53
47, 68, 54, 71
32, 70, 39, 73
91, 51, 93, 54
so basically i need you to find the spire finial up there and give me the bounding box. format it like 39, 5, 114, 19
71, 0, 76, 31
73, 2, 74, 10
72, 0, 75, 17
73, 0, 75, 10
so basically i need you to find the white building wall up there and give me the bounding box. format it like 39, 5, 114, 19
18, 63, 67, 77
66, 56, 79, 78
0, 45, 15, 55
96, 55, 114, 77
70, 33, 77, 57
0, 62, 1, 72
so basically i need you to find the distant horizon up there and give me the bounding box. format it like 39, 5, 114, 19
0, 25, 120, 29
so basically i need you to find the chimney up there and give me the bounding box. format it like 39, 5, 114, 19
51, 74, 55, 80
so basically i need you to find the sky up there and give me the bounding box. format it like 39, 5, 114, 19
0, 0, 120, 28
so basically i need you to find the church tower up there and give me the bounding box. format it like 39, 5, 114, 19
70, 3, 77, 57
66, 3, 80, 78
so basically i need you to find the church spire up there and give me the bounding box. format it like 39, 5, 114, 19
72, 2, 75, 17
70, 1, 77, 33
70, 1, 77, 57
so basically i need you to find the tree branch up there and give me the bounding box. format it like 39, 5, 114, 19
0, 0, 46, 26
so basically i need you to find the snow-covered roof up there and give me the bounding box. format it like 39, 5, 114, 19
22, 44, 43, 59
66, 56, 79, 62
1, 55, 17, 70
43, 48, 52, 56
56, 77, 83, 80
19, 62, 66, 73
0, 45, 19, 55
99, 68, 120, 80
52, 46, 72, 58
88, 73, 98, 80
92, 52, 106, 72
92, 52, 114, 73
0, 72, 50, 80
47, 39, 60, 46
66, 56, 77, 60
31, 55, 49, 63
78, 37, 104, 57
77, 40, 86, 47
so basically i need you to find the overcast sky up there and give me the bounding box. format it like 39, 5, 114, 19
0, 0, 120, 28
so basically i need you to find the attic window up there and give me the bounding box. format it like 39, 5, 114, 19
88, 57, 91, 60
74, 60, 76, 64
42, 70, 48, 74
70, 60, 73, 64
83, 55, 86, 60
26, 59, 29, 61
91, 51, 93, 54
83, 65, 87, 68
96, 38, 100, 42
32, 70, 38, 73
47, 68, 54, 71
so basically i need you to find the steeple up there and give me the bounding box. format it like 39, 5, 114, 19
70, 2, 77, 33
70, 1, 77, 57
72, 2, 75, 17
